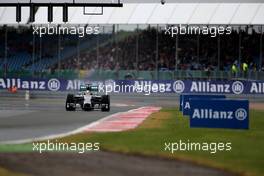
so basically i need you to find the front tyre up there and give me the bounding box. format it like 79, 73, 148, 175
65, 94, 76, 111
101, 95, 110, 112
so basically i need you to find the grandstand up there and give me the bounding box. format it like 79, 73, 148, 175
0, 27, 112, 76
0, 25, 263, 80
0, 3, 263, 80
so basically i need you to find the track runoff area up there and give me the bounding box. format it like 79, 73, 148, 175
180, 94, 249, 130
83, 94, 249, 132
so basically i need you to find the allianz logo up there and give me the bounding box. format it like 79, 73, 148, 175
190, 81, 244, 94
192, 108, 247, 121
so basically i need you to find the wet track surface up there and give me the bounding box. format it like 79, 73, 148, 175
0, 94, 178, 143
0, 98, 136, 142
0, 152, 235, 176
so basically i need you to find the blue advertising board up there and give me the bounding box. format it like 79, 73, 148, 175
182, 95, 226, 116
0, 78, 264, 95
189, 99, 249, 129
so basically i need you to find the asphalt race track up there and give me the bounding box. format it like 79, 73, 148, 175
0, 94, 178, 143
0, 152, 234, 176
0, 97, 133, 143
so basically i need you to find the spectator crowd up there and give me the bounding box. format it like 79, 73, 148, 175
0, 26, 263, 74
59, 26, 263, 73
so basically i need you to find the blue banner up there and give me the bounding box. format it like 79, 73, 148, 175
189, 99, 249, 129
0, 78, 264, 95
182, 95, 226, 116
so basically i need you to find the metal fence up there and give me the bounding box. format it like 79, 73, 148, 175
1, 69, 264, 80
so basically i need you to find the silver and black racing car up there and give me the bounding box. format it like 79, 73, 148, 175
65, 84, 110, 112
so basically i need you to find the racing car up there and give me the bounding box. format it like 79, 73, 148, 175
65, 84, 110, 112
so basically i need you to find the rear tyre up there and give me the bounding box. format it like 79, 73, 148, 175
65, 94, 76, 111
101, 95, 110, 112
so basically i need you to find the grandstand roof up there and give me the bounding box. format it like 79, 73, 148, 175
0, 3, 264, 25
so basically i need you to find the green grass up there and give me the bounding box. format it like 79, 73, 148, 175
0, 108, 263, 176
0, 144, 33, 153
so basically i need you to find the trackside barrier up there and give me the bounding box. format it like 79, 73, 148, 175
189, 99, 249, 130
1, 78, 264, 95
